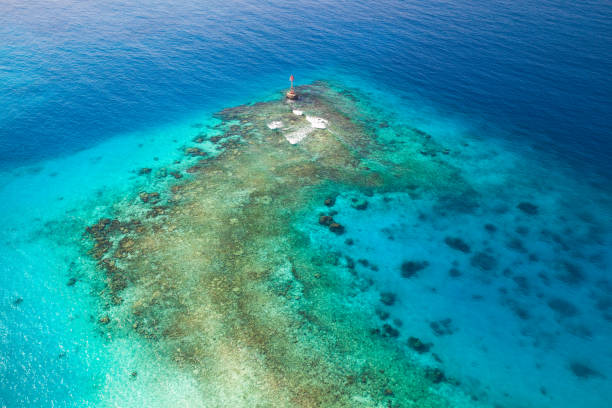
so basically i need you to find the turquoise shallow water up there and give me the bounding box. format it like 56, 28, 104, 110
1, 0, 611, 407
0, 116, 220, 406
1, 78, 610, 407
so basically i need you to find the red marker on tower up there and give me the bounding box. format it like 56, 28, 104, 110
286, 74, 298, 100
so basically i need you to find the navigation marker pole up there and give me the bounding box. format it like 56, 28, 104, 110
286, 74, 298, 100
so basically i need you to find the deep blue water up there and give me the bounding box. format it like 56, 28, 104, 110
1, 0, 611, 175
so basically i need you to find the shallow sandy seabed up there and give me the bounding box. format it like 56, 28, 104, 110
84, 82, 497, 407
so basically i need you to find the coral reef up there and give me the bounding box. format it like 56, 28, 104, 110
84, 83, 482, 407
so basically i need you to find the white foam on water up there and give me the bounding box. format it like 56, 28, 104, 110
292, 109, 303, 116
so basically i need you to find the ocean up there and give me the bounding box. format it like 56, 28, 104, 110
0, 1, 610, 407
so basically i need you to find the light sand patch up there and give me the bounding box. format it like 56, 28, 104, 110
283, 115, 328, 144
306, 116, 328, 129
267, 121, 283, 130
284, 127, 313, 144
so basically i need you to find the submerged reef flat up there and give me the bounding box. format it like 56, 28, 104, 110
84, 83, 481, 407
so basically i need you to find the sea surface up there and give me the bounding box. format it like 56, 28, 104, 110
1, 1, 611, 407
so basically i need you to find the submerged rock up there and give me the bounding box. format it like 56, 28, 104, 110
505, 299, 530, 320
548, 297, 580, 317
595, 295, 612, 312
448, 268, 461, 278
350, 198, 368, 210
119, 237, 135, 250
376, 308, 390, 320
425, 367, 446, 384
318, 215, 334, 226
400, 260, 429, 278
146, 206, 167, 218
470, 251, 497, 271
556, 261, 585, 285
90, 238, 112, 259
345, 256, 355, 270
109, 272, 128, 293
107, 219, 121, 233
139, 192, 160, 204
407, 336, 432, 353
506, 238, 527, 253
512, 275, 530, 293
444, 236, 470, 253
382, 324, 400, 338
86, 217, 111, 235
569, 362, 603, 379
185, 147, 207, 157
517, 202, 538, 215
324, 197, 335, 207
430, 318, 454, 336
515, 225, 529, 235
329, 222, 345, 235
380, 292, 396, 306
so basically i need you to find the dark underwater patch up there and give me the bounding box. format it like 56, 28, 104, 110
517, 202, 538, 215
430, 318, 455, 336
555, 261, 585, 285
547, 297, 580, 317
400, 260, 429, 278
444, 237, 471, 253
448, 268, 462, 278
380, 292, 397, 306
512, 275, 530, 294
407, 336, 432, 353
484, 223, 497, 233
506, 237, 527, 253
569, 362, 604, 379
470, 251, 497, 271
